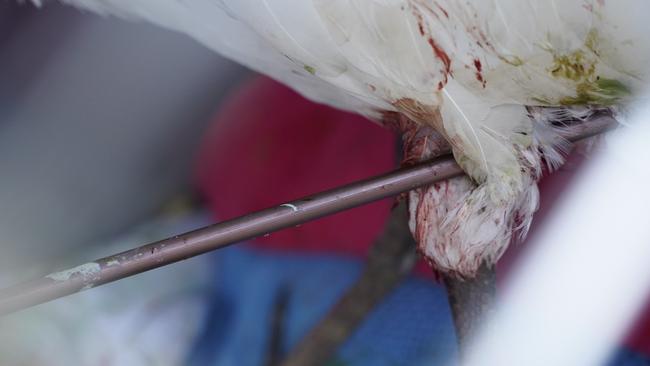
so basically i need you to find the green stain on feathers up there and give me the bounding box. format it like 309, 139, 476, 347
559, 76, 631, 106
499, 55, 524, 67
304, 65, 316, 75
544, 29, 631, 106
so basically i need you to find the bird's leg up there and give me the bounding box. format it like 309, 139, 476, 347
386, 111, 498, 358
442, 264, 496, 357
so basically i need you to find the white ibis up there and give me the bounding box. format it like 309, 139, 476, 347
29, 0, 650, 355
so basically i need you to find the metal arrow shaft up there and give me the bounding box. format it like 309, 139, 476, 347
0, 114, 616, 316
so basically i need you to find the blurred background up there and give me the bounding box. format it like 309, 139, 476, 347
0, 4, 250, 363
0, 1, 246, 278
2, 2, 650, 366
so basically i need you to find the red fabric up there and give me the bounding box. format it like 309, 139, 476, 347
194, 76, 396, 257
627, 299, 650, 355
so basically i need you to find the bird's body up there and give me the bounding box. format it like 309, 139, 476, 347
53, 0, 650, 276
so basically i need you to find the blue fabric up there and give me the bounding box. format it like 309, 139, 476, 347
189, 246, 650, 366
608, 349, 650, 366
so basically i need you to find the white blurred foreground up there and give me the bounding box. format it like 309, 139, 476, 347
466, 103, 650, 365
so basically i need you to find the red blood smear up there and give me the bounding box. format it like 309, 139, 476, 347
474, 59, 486, 87
434, 2, 449, 18
428, 37, 452, 83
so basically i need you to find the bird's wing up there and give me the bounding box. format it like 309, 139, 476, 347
57, 0, 390, 118
56, 0, 650, 113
